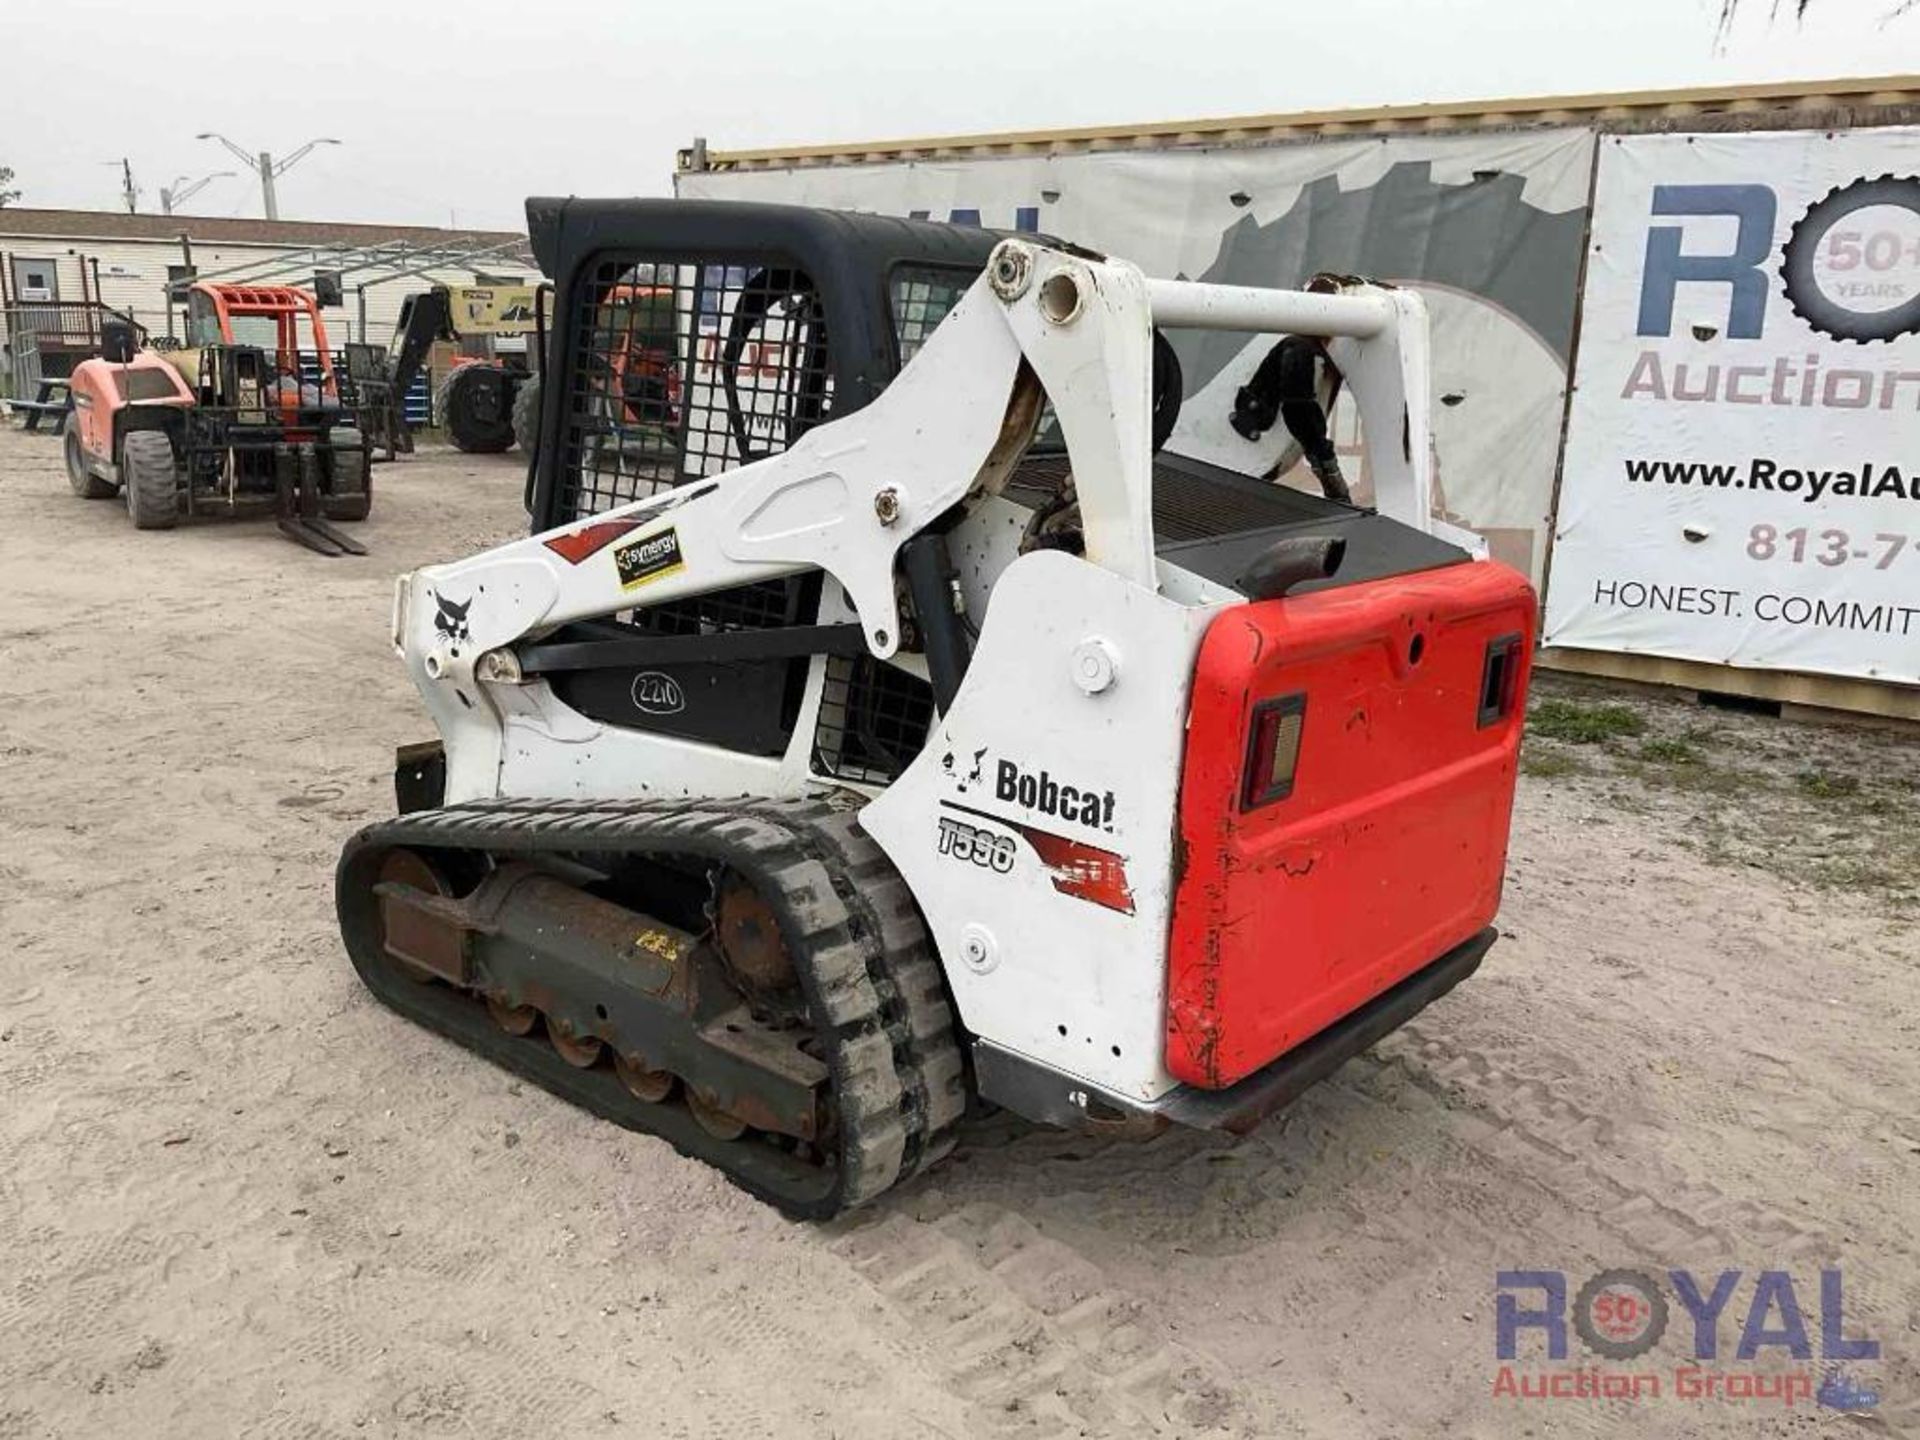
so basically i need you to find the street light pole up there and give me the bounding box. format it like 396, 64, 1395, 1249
194, 134, 342, 220
160, 170, 235, 217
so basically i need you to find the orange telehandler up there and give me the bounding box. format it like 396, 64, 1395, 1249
64, 281, 370, 554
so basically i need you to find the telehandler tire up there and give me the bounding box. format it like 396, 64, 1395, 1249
63, 415, 117, 499
435, 365, 515, 454
511, 373, 541, 456
326, 429, 374, 522
121, 431, 179, 530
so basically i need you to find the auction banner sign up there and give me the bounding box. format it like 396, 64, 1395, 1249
1546, 129, 1920, 683
681, 132, 1594, 589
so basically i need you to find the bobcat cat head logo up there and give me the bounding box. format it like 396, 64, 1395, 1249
433, 594, 472, 643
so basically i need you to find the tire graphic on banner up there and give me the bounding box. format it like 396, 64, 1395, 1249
1181, 160, 1587, 394
1781, 174, 1920, 344
1175, 160, 1587, 583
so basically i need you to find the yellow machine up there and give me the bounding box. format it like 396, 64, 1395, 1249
351, 284, 542, 458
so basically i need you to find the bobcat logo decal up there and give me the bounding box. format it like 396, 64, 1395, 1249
433, 593, 472, 644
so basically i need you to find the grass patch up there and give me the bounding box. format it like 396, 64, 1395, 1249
1810, 854, 1912, 899
1652, 762, 1745, 797
1529, 699, 1647, 745
1638, 737, 1702, 765
1521, 750, 1588, 779
1523, 679, 1916, 913
1795, 770, 1862, 800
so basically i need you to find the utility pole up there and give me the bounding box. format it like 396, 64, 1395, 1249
195, 133, 342, 220
103, 158, 141, 213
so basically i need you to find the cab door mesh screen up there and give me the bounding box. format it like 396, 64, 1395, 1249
556, 257, 831, 522
549, 250, 955, 785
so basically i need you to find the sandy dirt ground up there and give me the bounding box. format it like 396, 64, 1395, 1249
1, 423, 1915, 1439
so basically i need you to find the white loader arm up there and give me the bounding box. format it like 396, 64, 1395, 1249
392, 239, 1450, 795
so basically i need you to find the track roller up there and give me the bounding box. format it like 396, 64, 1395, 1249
547, 1019, 604, 1068
615, 1054, 675, 1103
486, 994, 539, 1036
686, 1089, 749, 1141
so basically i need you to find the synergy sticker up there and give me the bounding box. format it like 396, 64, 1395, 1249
613, 526, 685, 590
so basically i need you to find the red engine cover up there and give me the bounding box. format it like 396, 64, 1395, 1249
1166, 559, 1535, 1090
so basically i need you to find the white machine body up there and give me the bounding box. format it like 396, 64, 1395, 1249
390, 238, 1470, 1107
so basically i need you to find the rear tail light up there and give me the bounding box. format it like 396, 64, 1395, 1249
1477, 633, 1524, 728
1242, 694, 1306, 810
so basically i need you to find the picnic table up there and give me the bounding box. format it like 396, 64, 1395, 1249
3, 377, 73, 432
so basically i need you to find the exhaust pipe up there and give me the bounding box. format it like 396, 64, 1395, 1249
1235, 534, 1346, 601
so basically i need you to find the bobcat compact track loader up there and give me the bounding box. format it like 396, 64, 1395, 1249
335, 200, 1535, 1217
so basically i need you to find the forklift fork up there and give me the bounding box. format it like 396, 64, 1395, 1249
275, 445, 367, 557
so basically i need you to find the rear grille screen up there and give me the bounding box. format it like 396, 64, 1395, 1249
1003, 453, 1335, 545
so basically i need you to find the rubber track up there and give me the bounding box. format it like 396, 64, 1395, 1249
804, 805, 968, 1173
335, 796, 963, 1218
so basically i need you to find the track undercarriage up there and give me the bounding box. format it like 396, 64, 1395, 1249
336, 797, 964, 1217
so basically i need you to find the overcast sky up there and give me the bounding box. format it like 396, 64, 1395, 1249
4, 0, 1915, 233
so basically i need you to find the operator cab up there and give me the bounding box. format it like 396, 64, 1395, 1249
526, 207, 1467, 606
184, 283, 340, 419
518, 200, 1482, 785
